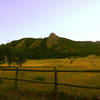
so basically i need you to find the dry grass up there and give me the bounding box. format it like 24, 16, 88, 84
0, 55, 100, 100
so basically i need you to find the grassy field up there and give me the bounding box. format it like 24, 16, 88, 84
0, 55, 100, 100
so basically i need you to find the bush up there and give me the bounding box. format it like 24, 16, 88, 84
35, 76, 45, 81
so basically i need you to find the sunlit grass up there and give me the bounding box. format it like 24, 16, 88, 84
0, 55, 100, 99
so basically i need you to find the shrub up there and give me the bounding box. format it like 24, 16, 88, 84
35, 76, 45, 81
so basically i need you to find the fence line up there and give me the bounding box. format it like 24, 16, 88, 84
1, 68, 100, 72
0, 67, 100, 100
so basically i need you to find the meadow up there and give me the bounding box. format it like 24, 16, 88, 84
0, 55, 100, 100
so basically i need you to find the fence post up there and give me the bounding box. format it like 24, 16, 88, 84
15, 67, 18, 90
54, 67, 57, 100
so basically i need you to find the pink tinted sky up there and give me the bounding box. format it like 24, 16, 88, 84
0, 0, 100, 44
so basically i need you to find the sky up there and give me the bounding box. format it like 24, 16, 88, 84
0, 0, 100, 44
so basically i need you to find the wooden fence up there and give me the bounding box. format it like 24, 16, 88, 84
0, 67, 100, 100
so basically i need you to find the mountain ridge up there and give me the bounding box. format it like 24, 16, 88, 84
3, 33, 100, 59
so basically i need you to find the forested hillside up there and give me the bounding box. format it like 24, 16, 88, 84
1, 33, 100, 60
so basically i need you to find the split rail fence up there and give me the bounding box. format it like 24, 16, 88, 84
0, 67, 100, 100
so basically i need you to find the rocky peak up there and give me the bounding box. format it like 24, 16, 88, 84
48, 32, 58, 38
47, 33, 59, 48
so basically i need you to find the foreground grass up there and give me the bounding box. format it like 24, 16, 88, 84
0, 81, 99, 100
0, 56, 100, 100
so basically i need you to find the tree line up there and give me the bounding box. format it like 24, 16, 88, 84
0, 44, 27, 67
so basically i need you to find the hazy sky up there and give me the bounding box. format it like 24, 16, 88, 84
0, 0, 100, 44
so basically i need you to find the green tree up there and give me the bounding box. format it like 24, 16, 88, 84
0, 44, 6, 64
14, 48, 27, 67
5, 45, 15, 67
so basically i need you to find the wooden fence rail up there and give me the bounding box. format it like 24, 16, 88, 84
0, 67, 100, 100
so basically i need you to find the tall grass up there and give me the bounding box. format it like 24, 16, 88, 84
0, 56, 100, 99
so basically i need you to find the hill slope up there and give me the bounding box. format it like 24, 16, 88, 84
6, 33, 100, 59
